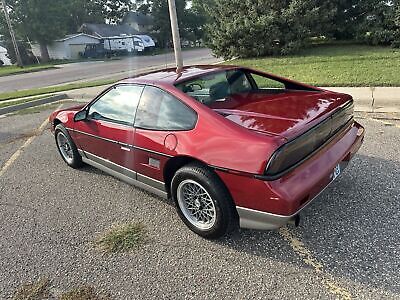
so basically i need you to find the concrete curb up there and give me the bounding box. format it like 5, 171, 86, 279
321, 87, 400, 112
0, 94, 68, 115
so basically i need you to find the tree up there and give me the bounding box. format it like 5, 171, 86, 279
134, 0, 206, 48
150, 0, 187, 48
358, 1, 397, 46
2, 0, 133, 63
392, 1, 400, 48
323, 0, 399, 46
206, 0, 330, 58
66, 0, 132, 32
10, 0, 70, 62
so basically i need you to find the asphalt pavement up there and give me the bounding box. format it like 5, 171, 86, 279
0, 103, 399, 299
0, 48, 220, 93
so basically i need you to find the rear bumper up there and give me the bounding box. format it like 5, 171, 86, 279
236, 161, 349, 230
217, 121, 365, 230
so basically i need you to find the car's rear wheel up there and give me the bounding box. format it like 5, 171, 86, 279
55, 124, 83, 169
171, 163, 237, 239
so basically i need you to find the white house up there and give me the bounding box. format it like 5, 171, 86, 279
32, 33, 100, 60
0, 45, 12, 65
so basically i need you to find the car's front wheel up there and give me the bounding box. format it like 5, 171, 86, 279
171, 163, 237, 239
55, 124, 83, 169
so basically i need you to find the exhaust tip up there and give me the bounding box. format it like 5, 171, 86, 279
294, 214, 301, 227
288, 214, 301, 227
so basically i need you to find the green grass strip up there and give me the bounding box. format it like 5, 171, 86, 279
0, 79, 116, 101
228, 43, 400, 87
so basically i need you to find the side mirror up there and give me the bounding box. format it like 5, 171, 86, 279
74, 110, 87, 122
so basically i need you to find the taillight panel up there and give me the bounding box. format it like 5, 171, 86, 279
264, 100, 354, 178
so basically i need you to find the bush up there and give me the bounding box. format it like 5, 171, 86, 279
206, 0, 327, 58
205, 0, 400, 57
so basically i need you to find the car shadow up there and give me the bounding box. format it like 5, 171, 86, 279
77, 164, 175, 207
213, 154, 400, 295
77, 154, 400, 294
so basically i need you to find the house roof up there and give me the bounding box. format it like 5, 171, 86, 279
79, 23, 141, 38
122, 12, 153, 26
56, 33, 100, 42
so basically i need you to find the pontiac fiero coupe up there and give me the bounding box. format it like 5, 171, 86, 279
50, 65, 364, 238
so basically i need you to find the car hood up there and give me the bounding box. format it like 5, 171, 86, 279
60, 104, 86, 112
211, 90, 351, 139
49, 104, 86, 123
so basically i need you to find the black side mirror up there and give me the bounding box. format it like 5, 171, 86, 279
74, 110, 87, 122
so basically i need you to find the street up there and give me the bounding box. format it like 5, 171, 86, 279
0, 48, 219, 93
0, 102, 399, 299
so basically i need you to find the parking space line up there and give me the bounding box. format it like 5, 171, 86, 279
368, 118, 400, 129
0, 104, 62, 178
279, 227, 353, 300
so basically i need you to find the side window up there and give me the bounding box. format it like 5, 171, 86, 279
135, 86, 197, 131
250, 73, 286, 89
88, 84, 143, 125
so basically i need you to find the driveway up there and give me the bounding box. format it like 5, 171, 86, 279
0, 48, 220, 93
0, 103, 399, 299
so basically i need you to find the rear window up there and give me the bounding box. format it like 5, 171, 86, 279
175, 69, 294, 106
175, 69, 253, 105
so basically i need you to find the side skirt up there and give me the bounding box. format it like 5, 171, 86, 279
81, 153, 168, 199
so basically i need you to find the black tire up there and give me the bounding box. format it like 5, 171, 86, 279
171, 163, 238, 239
54, 124, 83, 169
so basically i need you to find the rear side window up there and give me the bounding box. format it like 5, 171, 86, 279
250, 73, 285, 89
88, 84, 143, 126
134, 86, 197, 131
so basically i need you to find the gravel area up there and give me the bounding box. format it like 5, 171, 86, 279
0, 106, 399, 299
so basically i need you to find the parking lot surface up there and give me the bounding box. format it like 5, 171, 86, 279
0, 103, 399, 299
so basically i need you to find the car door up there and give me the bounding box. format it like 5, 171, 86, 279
133, 86, 197, 190
73, 84, 144, 175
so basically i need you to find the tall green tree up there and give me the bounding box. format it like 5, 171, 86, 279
66, 0, 132, 32
11, 0, 70, 62
2, 0, 132, 62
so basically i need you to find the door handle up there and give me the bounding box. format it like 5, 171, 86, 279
120, 146, 131, 152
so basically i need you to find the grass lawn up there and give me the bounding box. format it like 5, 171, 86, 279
0, 78, 116, 101
0, 64, 57, 77
230, 43, 400, 87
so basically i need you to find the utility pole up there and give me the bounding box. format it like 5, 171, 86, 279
1, 0, 23, 67
167, 0, 183, 72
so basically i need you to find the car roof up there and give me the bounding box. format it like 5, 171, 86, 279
119, 65, 242, 86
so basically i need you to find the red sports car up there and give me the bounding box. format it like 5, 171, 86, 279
50, 65, 364, 238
